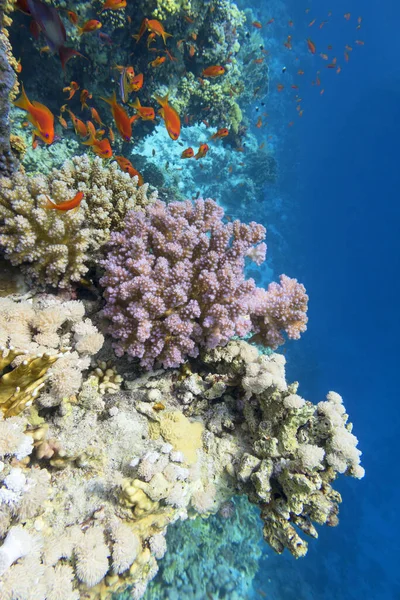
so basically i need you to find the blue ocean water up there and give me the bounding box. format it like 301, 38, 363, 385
251, 0, 400, 598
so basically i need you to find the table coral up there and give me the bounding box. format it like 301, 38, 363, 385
0, 154, 156, 288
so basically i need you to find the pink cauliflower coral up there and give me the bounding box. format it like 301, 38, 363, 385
100, 199, 308, 369
250, 274, 309, 349
100, 199, 266, 369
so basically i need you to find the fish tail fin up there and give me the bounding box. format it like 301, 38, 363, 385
155, 93, 168, 107
100, 91, 117, 106
59, 46, 84, 69
131, 97, 141, 109
161, 31, 173, 45
44, 195, 57, 209
13, 83, 32, 112
82, 121, 96, 146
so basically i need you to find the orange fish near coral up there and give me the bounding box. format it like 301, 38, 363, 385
98, 0, 126, 13
67, 108, 88, 138
155, 94, 180, 140
115, 156, 144, 185
100, 91, 133, 141
83, 121, 113, 158
14, 84, 54, 144
210, 128, 229, 140
181, 147, 194, 158
66, 9, 79, 25
129, 98, 155, 121
132, 18, 148, 43
252, 21, 262, 28
45, 190, 84, 211
90, 107, 103, 126
77, 19, 102, 35
202, 65, 225, 78
195, 143, 209, 159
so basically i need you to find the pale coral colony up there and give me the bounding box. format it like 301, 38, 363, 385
0, 0, 364, 598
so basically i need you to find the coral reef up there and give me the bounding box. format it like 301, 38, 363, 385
101, 198, 307, 369
0, 335, 363, 599
0, 154, 156, 288
0, 295, 104, 413
0, 23, 19, 176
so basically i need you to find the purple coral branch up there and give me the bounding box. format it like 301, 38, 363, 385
100, 199, 308, 369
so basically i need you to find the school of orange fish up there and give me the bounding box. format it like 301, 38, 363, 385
12, 1, 364, 210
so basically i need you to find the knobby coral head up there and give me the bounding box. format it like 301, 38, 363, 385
100, 198, 307, 369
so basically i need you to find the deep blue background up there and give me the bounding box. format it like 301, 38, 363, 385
255, 0, 400, 598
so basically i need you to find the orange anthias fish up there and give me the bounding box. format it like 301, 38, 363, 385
181, 147, 194, 158
80, 89, 92, 110
13, 84, 54, 144
132, 18, 148, 43
149, 56, 166, 68
147, 32, 156, 47
83, 122, 113, 158
146, 19, 172, 45
66, 9, 79, 25
155, 94, 180, 140
195, 143, 209, 159
252, 21, 262, 28
67, 109, 88, 138
307, 38, 316, 54
98, 0, 126, 13
115, 156, 144, 185
284, 35, 292, 50
63, 81, 79, 100
45, 190, 84, 211
129, 73, 144, 92
90, 107, 103, 125
202, 65, 225, 78
77, 19, 102, 35
129, 98, 155, 121
210, 128, 229, 140
100, 91, 133, 141
57, 114, 68, 128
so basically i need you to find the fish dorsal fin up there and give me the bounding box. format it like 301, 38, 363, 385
13, 83, 32, 112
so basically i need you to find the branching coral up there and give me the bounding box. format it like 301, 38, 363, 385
0, 155, 156, 288
0, 26, 19, 176
100, 198, 267, 369
101, 198, 307, 369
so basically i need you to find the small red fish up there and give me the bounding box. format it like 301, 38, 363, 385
344, 13, 351, 20
83, 121, 112, 158
101, 91, 133, 141
129, 73, 144, 92
277, 83, 284, 92
80, 89, 92, 111
90, 107, 102, 126
66, 9, 79, 25
67, 109, 88, 138
355, 40, 364, 45
14, 84, 54, 144
146, 19, 172, 45
210, 128, 229, 139
256, 117, 262, 128
129, 97, 155, 121
149, 56, 166, 67
253, 58, 264, 64
115, 156, 144, 185
195, 143, 209, 159
155, 94, 180, 140
252, 21, 262, 28
309, 18, 316, 27
181, 147, 194, 158
63, 81, 79, 100
307, 38, 316, 54
57, 114, 68, 129
77, 19, 102, 35
45, 191, 84, 211
202, 65, 225, 78
284, 35, 292, 50
266, 18, 274, 25
297, 69, 305, 75
98, 0, 126, 13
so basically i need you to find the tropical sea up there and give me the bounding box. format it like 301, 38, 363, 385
0, 0, 398, 598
